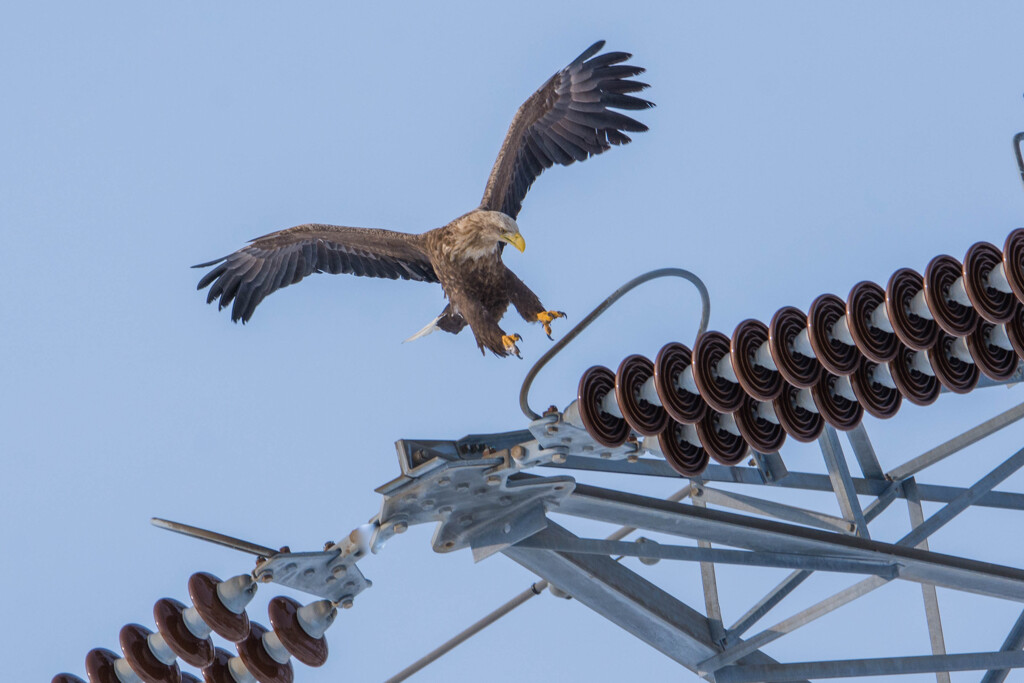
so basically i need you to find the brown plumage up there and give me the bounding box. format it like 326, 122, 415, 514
194, 40, 653, 357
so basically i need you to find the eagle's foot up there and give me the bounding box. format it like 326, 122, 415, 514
502, 333, 523, 358
536, 310, 567, 340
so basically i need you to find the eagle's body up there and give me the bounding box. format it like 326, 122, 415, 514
195, 41, 652, 357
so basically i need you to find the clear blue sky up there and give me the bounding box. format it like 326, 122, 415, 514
4, 3, 1024, 681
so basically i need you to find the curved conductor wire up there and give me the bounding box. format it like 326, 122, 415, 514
519, 268, 711, 420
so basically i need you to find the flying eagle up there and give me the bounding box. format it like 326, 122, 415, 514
194, 41, 652, 357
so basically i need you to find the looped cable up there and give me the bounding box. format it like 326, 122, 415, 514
1014, 131, 1024, 190
519, 267, 711, 420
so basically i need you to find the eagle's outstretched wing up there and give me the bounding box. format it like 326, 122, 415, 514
194, 224, 438, 323
479, 40, 653, 220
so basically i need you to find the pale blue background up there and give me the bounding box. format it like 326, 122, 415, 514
5, 3, 1024, 681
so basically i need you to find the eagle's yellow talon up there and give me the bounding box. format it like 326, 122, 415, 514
536, 310, 566, 340
502, 333, 523, 358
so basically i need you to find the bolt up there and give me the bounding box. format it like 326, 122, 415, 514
600, 451, 611, 459
322, 540, 335, 551
561, 436, 572, 444
284, 562, 297, 572
393, 521, 409, 534
486, 475, 501, 486
438, 476, 451, 487
259, 570, 274, 583
551, 452, 567, 464
339, 597, 354, 609
332, 564, 348, 576
438, 505, 453, 515
511, 445, 526, 461
456, 482, 470, 492
421, 499, 436, 510
626, 454, 639, 463
459, 515, 474, 527
303, 567, 315, 577
546, 425, 559, 434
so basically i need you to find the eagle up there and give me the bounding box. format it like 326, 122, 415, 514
194, 40, 652, 357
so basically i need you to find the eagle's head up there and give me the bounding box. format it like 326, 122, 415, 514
451, 210, 526, 261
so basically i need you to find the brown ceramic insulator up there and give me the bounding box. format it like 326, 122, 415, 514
119, 624, 181, 683
1003, 228, 1024, 304
967, 322, 1019, 381
577, 365, 630, 448
237, 622, 295, 683
201, 648, 237, 683
691, 331, 745, 413
768, 306, 821, 388
886, 267, 938, 351
53, 674, 87, 683
188, 572, 249, 643
810, 371, 863, 431
1006, 304, 1024, 358
963, 241, 1016, 323
772, 383, 824, 442
923, 254, 979, 336
927, 331, 979, 394
85, 648, 121, 683
267, 597, 329, 667
807, 294, 861, 375
154, 597, 215, 668
850, 359, 902, 419
653, 342, 707, 424
694, 411, 749, 466
656, 421, 709, 476
615, 355, 668, 437
889, 344, 940, 406
733, 395, 786, 453
847, 281, 898, 362
731, 319, 783, 401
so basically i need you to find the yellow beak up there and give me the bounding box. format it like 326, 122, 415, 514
501, 232, 526, 253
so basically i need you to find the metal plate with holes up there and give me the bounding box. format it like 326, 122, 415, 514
253, 550, 371, 604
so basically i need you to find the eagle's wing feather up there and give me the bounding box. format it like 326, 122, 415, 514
479, 40, 653, 220
194, 224, 438, 323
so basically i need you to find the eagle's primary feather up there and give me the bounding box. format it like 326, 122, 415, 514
194, 41, 652, 357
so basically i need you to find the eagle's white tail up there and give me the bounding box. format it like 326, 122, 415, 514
402, 314, 442, 343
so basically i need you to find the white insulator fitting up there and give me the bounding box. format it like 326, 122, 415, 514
908, 289, 935, 320
680, 423, 701, 447
599, 391, 623, 418
870, 362, 898, 390
638, 376, 663, 406
182, 606, 213, 639
148, 633, 179, 666
298, 600, 337, 639
754, 340, 778, 371
990, 323, 1015, 351
869, 302, 895, 333
987, 262, 1013, 293
755, 400, 780, 424
262, 630, 292, 665
718, 412, 742, 436
830, 315, 856, 346
217, 575, 257, 615
909, 350, 936, 376
950, 335, 976, 364
113, 659, 142, 683
833, 375, 858, 402
715, 354, 739, 383
676, 365, 700, 395
228, 657, 257, 683
792, 328, 817, 358
947, 276, 973, 307
795, 388, 819, 413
